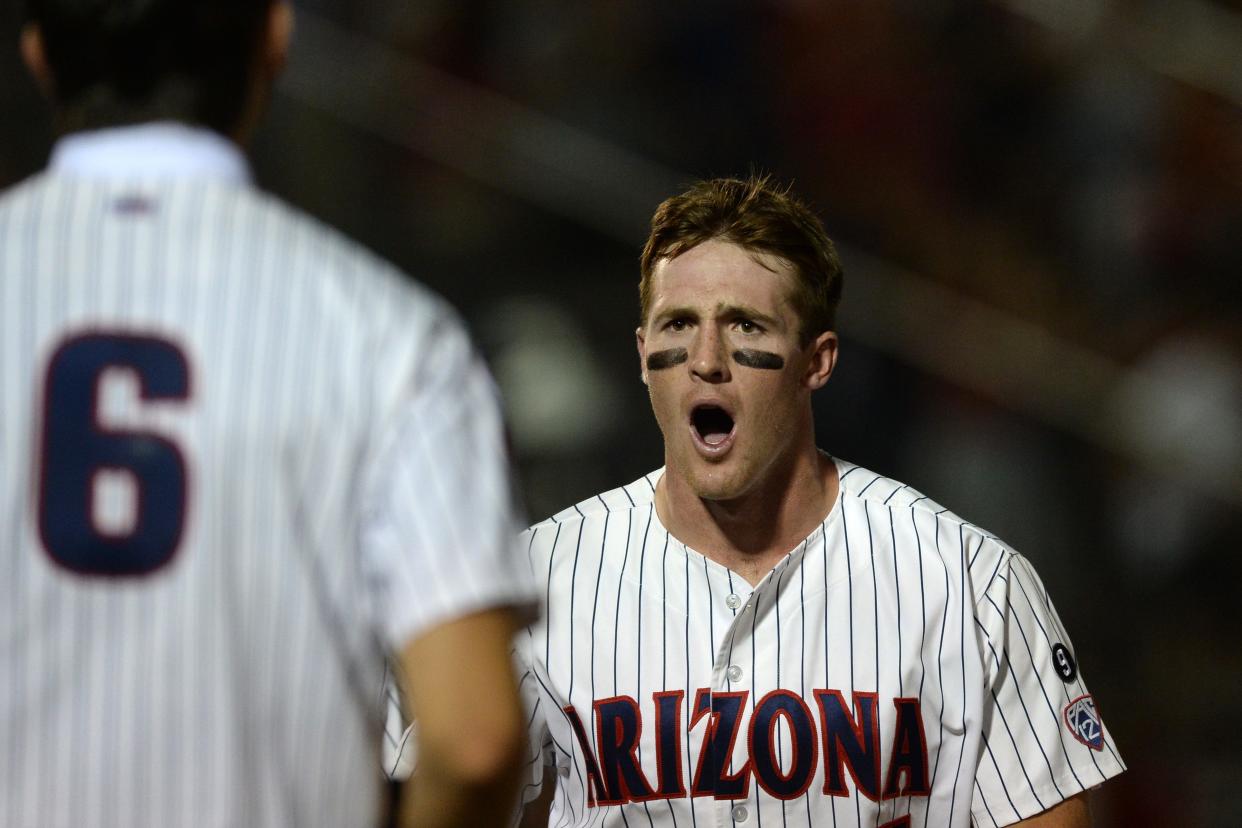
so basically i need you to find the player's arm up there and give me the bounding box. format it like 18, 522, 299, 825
1013, 791, 1091, 826
362, 310, 539, 825
396, 606, 527, 828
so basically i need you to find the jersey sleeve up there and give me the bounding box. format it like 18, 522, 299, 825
970, 548, 1126, 826
381, 661, 418, 781
513, 624, 555, 826
359, 312, 538, 652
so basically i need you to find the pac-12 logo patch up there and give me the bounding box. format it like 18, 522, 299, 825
1063, 695, 1104, 750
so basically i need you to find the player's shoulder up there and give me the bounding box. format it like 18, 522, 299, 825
245, 188, 450, 325
835, 457, 947, 514
522, 468, 662, 542
229, 189, 481, 401
0, 171, 53, 222
834, 457, 1009, 551
835, 459, 1022, 602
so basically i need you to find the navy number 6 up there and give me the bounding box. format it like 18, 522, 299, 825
38, 333, 191, 576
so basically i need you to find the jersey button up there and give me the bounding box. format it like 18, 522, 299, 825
726, 665, 743, 683
731, 804, 749, 822
725, 593, 742, 610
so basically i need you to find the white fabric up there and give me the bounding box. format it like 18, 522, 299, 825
511, 460, 1124, 827
0, 127, 535, 827
49, 122, 251, 182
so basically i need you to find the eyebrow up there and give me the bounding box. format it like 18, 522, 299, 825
718, 303, 782, 329
653, 303, 782, 329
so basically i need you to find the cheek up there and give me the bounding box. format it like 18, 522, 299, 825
746, 374, 803, 426
646, 379, 681, 430
748, 369, 795, 399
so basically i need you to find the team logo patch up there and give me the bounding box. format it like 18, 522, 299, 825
1063, 694, 1104, 750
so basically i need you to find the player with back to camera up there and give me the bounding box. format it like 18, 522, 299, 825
512, 177, 1125, 827
1, 1, 536, 826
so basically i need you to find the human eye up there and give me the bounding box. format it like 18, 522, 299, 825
735, 318, 763, 334
665, 317, 691, 332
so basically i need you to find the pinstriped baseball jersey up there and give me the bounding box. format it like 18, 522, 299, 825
1, 124, 534, 828
516, 458, 1124, 827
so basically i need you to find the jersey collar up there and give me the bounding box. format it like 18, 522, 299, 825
48, 122, 252, 184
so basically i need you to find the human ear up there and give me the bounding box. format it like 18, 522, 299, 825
264, 1, 295, 75
20, 24, 54, 98
636, 327, 648, 386
804, 331, 838, 390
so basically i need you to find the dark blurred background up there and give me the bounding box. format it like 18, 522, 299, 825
3, 1, 1239, 824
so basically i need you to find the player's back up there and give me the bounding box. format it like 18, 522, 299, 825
0, 147, 448, 826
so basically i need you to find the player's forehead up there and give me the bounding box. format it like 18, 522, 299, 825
648, 240, 797, 319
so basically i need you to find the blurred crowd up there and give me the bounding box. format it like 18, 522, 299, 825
2, 0, 1238, 824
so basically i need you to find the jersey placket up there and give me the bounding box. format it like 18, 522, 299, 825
703, 564, 753, 827
703, 548, 802, 827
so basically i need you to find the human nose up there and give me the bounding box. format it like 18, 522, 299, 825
690, 326, 730, 383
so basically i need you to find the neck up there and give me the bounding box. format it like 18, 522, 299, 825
656, 446, 839, 586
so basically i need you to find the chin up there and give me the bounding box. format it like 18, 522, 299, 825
683, 463, 749, 503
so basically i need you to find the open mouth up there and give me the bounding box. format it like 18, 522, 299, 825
691, 404, 735, 449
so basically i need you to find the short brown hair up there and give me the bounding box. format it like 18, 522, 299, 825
639, 176, 844, 344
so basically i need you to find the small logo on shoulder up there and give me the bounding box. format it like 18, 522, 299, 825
1052, 643, 1077, 683
1064, 694, 1104, 750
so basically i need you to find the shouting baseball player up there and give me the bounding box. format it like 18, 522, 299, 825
1, 2, 535, 826
514, 177, 1124, 827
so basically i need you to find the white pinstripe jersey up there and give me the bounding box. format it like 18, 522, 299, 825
517, 459, 1124, 828
0, 125, 534, 828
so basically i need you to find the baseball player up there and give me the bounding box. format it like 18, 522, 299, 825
514, 178, 1124, 827
1, 2, 535, 827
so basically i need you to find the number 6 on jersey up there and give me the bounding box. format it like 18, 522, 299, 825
37, 332, 191, 577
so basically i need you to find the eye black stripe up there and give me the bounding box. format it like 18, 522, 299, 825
732, 349, 784, 369
646, 349, 688, 371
